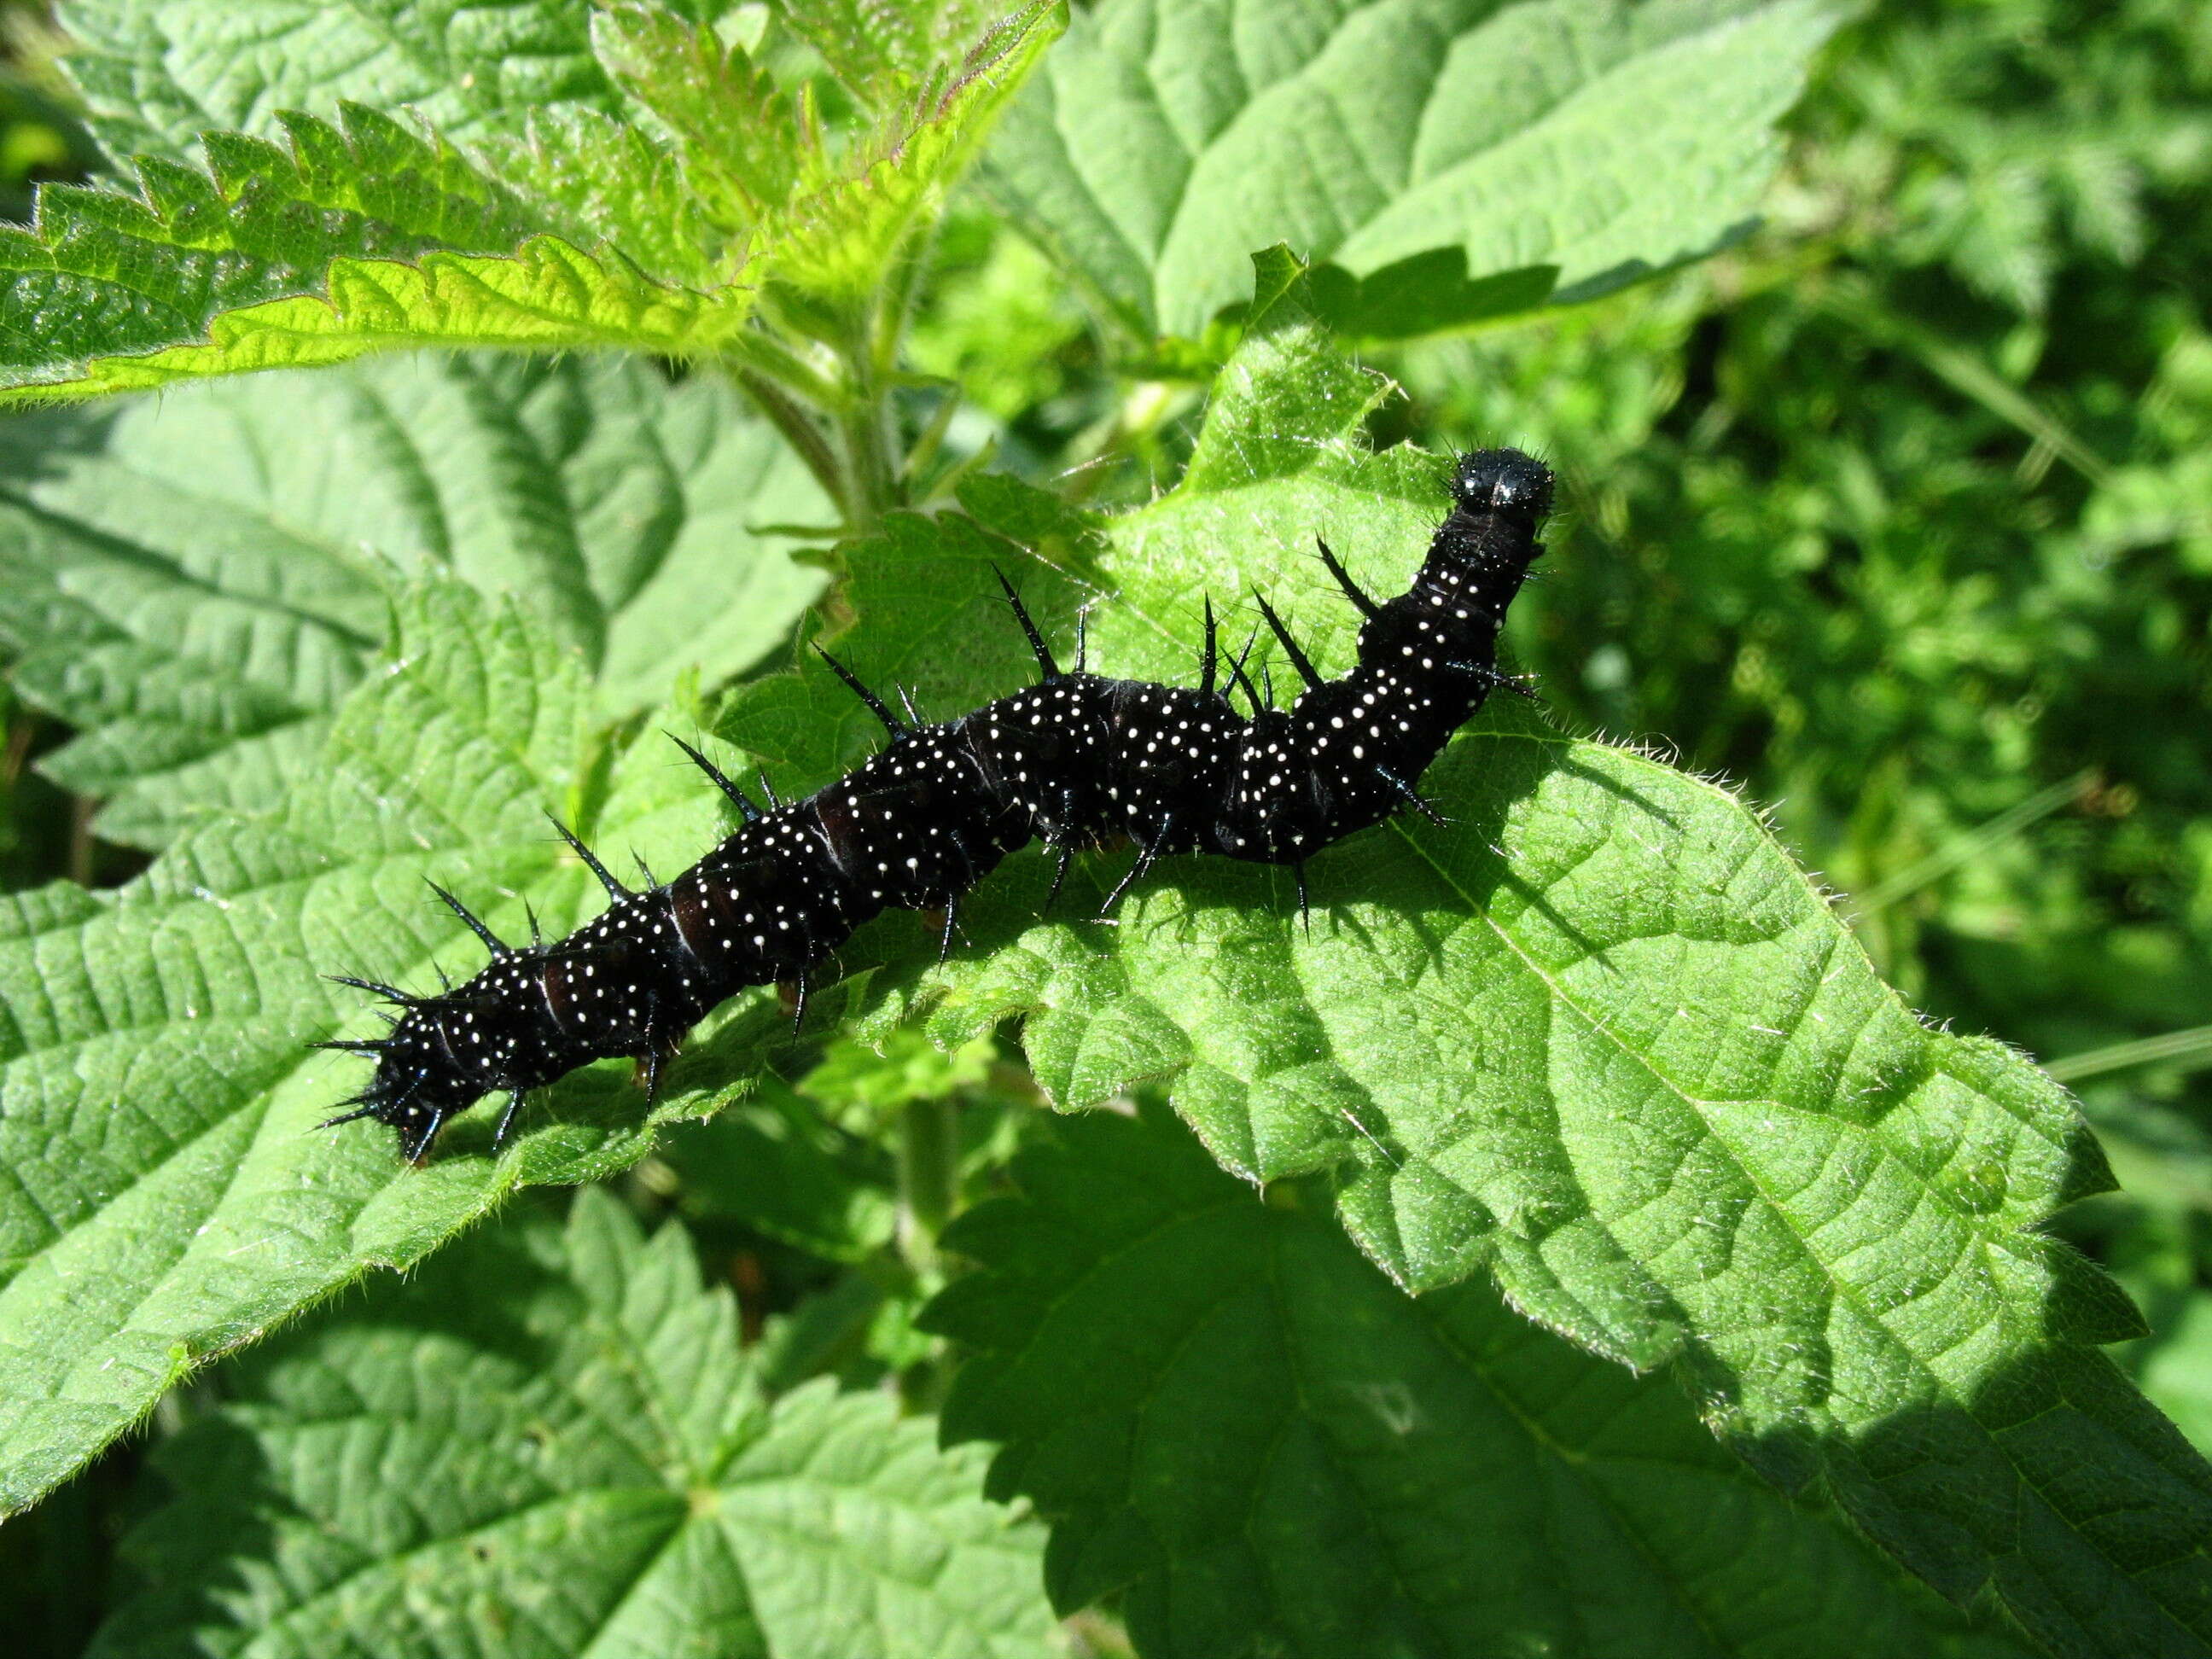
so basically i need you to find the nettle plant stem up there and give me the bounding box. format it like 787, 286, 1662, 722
733, 364, 848, 511
726, 265, 932, 532
897, 1094, 962, 1272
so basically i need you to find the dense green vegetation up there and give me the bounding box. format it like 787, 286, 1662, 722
0, 0, 2207, 1655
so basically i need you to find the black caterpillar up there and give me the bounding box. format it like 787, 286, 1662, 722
323, 449, 1554, 1159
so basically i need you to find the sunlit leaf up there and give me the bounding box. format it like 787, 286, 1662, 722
983, 0, 1840, 340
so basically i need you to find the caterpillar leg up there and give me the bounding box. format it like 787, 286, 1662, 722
1372, 765, 1448, 826
401, 1111, 449, 1164
635, 987, 676, 1103
318, 1075, 452, 1161
1097, 853, 1148, 917
1098, 814, 1176, 917
1041, 843, 1075, 914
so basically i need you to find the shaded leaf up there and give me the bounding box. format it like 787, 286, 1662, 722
658, 1076, 899, 1261
928, 1105, 2029, 1658
90, 1189, 1057, 1659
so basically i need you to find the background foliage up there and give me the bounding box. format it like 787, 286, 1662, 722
0, 0, 2208, 1656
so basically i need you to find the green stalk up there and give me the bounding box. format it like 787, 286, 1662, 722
732, 365, 847, 520
731, 217, 939, 533
1817, 276, 2112, 488
895, 1096, 961, 1273
831, 299, 908, 530
835, 393, 902, 530
2048, 1026, 2212, 1086
874, 231, 935, 383
1846, 767, 2094, 917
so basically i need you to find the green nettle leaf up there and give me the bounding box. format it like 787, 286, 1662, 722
926, 1107, 2030, 1658
0, 100, 758, 401
783, 0, 1018, 106
0, 351, 826, 846
579, 0, 1068, 305
981, 0, 1844, 341
57, 0, 701, 163
471, 105, 735, 290
762, 1, 1066, 302
0, 582, 808, 1516
9, 1, 1060, 397
59, 0, 753, 295
90, 1190, 1058, 1659
2133, 1288, 2212, 1463
592, 3, 806, 232
711, 300, 2212, 1656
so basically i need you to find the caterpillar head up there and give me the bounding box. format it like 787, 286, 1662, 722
1451, 448, 1553, 525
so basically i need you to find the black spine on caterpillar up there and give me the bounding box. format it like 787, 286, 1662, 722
321, 449, 1554, 1159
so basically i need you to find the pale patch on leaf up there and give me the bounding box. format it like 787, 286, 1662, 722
0, 351, 826, 843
